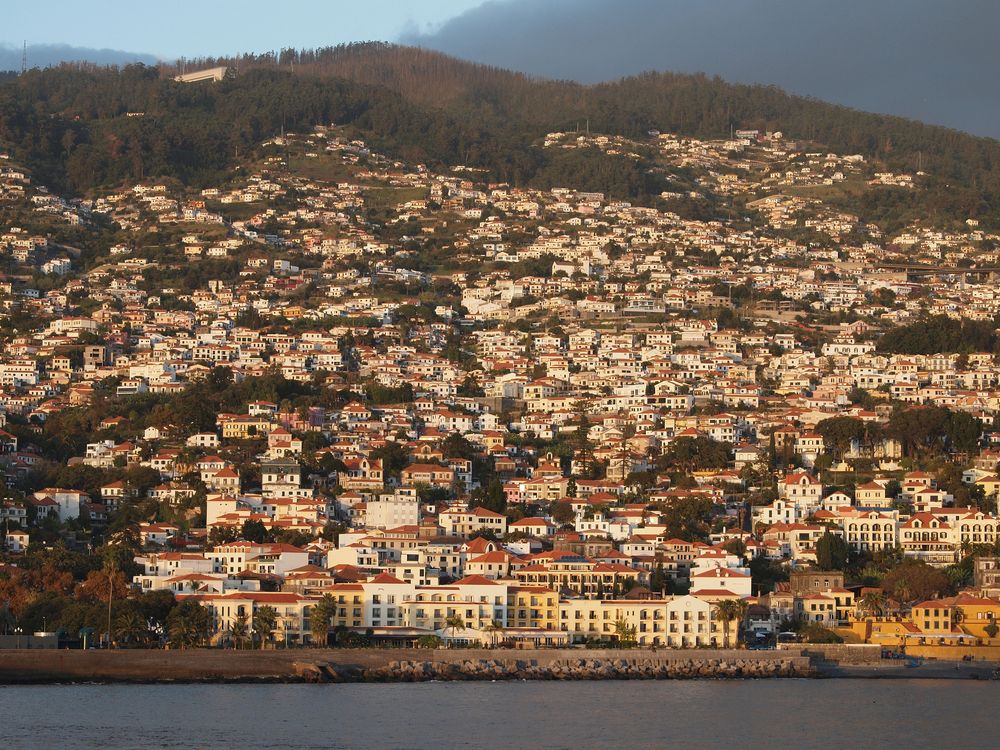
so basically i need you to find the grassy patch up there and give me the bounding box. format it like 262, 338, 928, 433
363, 186, 430, 211
285, 155, 359, 184
778, 178, 870, 201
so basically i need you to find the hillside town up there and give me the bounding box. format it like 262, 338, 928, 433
3, 124, 1000, 656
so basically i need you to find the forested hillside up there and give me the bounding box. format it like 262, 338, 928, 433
3, 43, 1000, 224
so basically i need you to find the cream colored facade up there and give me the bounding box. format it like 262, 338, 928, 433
834, 509, 898, 552
399, 579, 508, 631
559, 594, 735, 647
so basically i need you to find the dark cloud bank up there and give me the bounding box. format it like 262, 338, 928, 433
403, 0, 1000, 140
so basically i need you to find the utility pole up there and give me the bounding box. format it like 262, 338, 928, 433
21, 41, 27, 75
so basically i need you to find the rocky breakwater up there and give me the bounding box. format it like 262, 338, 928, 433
295, 655, 814, 683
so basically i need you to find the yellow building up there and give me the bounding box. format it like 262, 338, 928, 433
221, 415, 276, 439
851, 593, 1000, 649
507, 586, 559, 630
912, 593, 1000, 639
320, 583, 367, 629
848, 617, 918, 647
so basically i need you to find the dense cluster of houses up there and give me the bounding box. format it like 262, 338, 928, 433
3, 126, 1000, 651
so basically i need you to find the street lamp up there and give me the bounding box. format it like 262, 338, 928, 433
14, 626, 22, 649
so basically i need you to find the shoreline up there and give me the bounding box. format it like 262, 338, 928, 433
0, 647, 997, 684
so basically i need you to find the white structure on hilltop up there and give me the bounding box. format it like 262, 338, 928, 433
174, 66, 230, 84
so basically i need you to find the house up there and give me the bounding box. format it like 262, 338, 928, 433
5, 531, 29, 552
32, 488, 86, 521
440, 506, 508, 539
689, 566, 752, 597
400, 463, 455, 488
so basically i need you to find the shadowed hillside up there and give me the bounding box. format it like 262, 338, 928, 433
3, 43, 1000, 224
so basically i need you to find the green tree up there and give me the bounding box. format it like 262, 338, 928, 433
658, 436, 731, 475
814, 416, 871, 460
946, 410, 983, 453
881, 560, 952, 603
483, 618, 504, 648
715, 599, 748, 648
649, 563, 667, 594
660, 496, 716, 542
441, 432, 478, 461
253, 605, 278, 649
456, 375, 484, 397
166, 600, 209, 649
856, 591, 888, 619
370, 441, 410, 480
613, 618, 637, 647
566, 476, 578, 498
472, 476, 506, 515
241, 518, 271, 544
309, 593, 336, 647
113, 607, 150, 647
815, 532, 851, 571
550, 500, 576, 526
444, 613, 466, 641
799, 623, 844, 644
229, 611, 251, 650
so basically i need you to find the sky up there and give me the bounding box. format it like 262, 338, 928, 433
2, 0, 484, 60
2, 0, 997, 139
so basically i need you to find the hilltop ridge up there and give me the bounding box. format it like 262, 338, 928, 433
0, 43, 998, 229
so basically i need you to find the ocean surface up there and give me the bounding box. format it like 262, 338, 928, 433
0, 679, 992, 750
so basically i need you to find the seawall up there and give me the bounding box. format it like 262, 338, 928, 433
0, 648, 813, 684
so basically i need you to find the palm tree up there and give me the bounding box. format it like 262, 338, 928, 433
253, 605, 278, 650
229, 611, 251, 650
168, 614, 199, 649
0, 604, 16, 635
715, 600, 738, 649
857, 591, 888, 619
114, 609, 149, 647
733, 599, 749, 646
483, 618, 503, 648
715, 599, 750, 648
443, 614, 466, 644
309, 593, 336, 647
166, 601, 209, 649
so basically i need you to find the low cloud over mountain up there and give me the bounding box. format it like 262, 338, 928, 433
403, 0, 1000, 139
0, 43, 157, 71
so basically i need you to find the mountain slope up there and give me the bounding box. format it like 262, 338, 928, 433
2, 44, 999, 227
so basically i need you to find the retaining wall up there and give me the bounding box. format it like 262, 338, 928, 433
790, 644, 884, 665
0, 647, 812, 683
